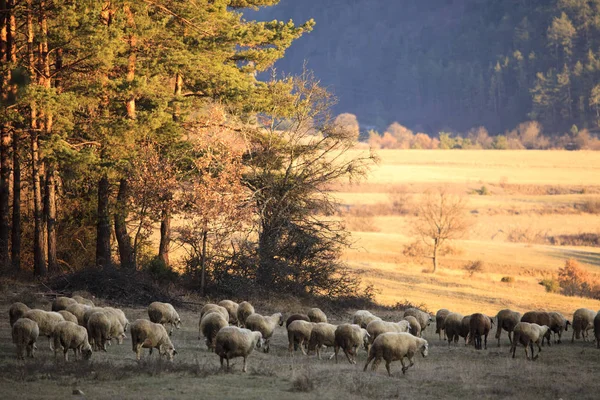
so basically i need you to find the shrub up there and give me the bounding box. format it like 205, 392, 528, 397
580, 199, 600, 214
557, 259, 597, 297
464, 260, 484, 277
539, 277, 560, 293
402, 240, 428, 258
500, 276, 514, 283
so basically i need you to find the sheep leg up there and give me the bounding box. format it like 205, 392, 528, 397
226, 357, 230, 371
300, 340, 308, 356
316, 345, 321, 360
484, 333, 488, 350
48, 337, 54, 351
386, 360, 393, 377
63, 348, 69, 362
508, 331, 513, 345
242, 356, 247, 373
531, 342, 538, 361
363, 354, 374, 371
343, 348, 354, 364
219, 356, 224, 369
510, 343, 516, 358
135, 343, 143, 360
495, 326, 502, 347
334, 345, 339, 364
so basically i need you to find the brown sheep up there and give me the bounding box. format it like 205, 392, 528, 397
285, 313, 310, 329
444, 313, 464, 345
334, 324, 370, 364
495, 309, 521, 346
548, 311, 570, 344
572, 308, 595, 342
435, 309, 450, 340
469, 313, 492, 350
9, 302, 30, 327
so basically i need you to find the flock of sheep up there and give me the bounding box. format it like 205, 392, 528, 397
8, 295, 600, 377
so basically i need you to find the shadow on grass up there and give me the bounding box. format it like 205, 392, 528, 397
545, 248, 600, 267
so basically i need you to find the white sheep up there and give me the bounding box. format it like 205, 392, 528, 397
200, 304, 230, 322
87, 312, 111, 351
308, 322, 337, 360
403, 315, 422, 337
12, 318, 39, 359
58, 310, 79, 324
287, 320, 315, 355
366, 319, 410, 344
363, 332, 429, 376
52, 296, 77, 312
200, 311, 229, 350
572, 308, 595, 342
403, 308, 433, 332
104, 307, 130, 332
65, 303, 91, 326
218, 300, 239, 325
510, 322, 551, 360
215, 326, 264, 373
130, 319, 177, 361
245, 312, 283, 353
352, 310, 381, 328
147, 302, 181, 336
307, 308, 328, 323
334, 323, 370, 364
82, 307, 107, 328
53, 321, 93, 361
23, 309, 65, 350
9, 302, 30, 327
435, 309, 450, 340
495, 309, 521, 346
72, 295, 95, 307
236, 301, 255, 328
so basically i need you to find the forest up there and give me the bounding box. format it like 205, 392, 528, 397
0, 1, 376, 300
250, 0, 600, 135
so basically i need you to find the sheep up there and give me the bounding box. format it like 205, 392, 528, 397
58, 310, 79, 324
435, 309, 450, 340
308, 308, 328, 323
9, 302, 30, 327
104, 307, 130, 332
285, 313, 310, 329
572, 308, 596, 342
469, 313, 492, 350
308, 322, 337, 360
215, 326, 264, 373
218, 300, 239, 325
334, 323, 370, 364
52, 296, 77, 312
65, 303, 91, 326
147, 302, 181, 335
23, 309, 65, 350
495, 309, 521, 346
404, 315, 422, 337
352, 310, 381, 329
403, 308, 433, 332
236, 301, 254, 328
72, 295, 95, 307
200, 311, 229, 350
200, 304, 230, 322
521, 311, 551, 346
444, 313, 464, 345
548, 311, 570, 344
287, 320, 315, 355
12, 318, 39, 359
87, 311, 126, 351
363, 332, 429, 376
244, 312, 283, 353
53, 321, 93, 361
510, 322, 551, 360
460, 315, 472, 345
366, 320, 410, 344
130, 319, 177, 361
594, 311, 600, 349
82, 307, 107, 328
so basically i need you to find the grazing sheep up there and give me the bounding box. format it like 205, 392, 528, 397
58, 310, 79, 324
352, 310, 381, 329
237, 301, 255, 328
572, 308, 596, 342
594, 311, 600, 349
130, 319, 177, 361
12, 318, 39, 359
435, 309, 450, 340
308, 308, 328, 323
403, 308, 433, 332
548, 311, 570, 344
215, 326, 264, 373
366, 320, 410, 344
72, 295, 95, 307
510, 322, 551, 360
65, 303, 91, 326
200, 304, 230, 322
285, 313, 310, 329
148, 302, 181, 336
460, 315, 472, 344
104, 307, 130, 333
521, 311, 552, 346
444, 313, 463, 344
245, 312, 283, 353
82, 307, 107, 328
53, 321, 93, 361
287, 320, 315, 355
334, 323, 370, 364
87, 312, 111, 351
23, 309, 65, 350
495, 309, 521, 346
404, 315, 422, 337
200, 312, 229, 350
52, 296, 77, 312
9, 302, 30, 327
308, 322, 338, 360
469, 313, 492, 350
363, 332, 428, 376
218, 300, 239, 325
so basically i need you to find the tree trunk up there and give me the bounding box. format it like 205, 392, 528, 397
32, 132, 46, 277
432, 239, 439, 273
257, 224, 277, 286
200, 230, 208, 296
124, 4, 136, 119
158, 207, 170, 267
0, 125, 11, 268
95, 175, 111, 268
11, 130, 20, 271
45, 168, 57, 274
114, 178, 134, 269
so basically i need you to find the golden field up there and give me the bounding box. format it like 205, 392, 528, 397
335, 149, 600, 316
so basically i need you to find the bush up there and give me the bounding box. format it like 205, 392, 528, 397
557, 259, 598, 298
464, 260, 484, 277
144, 257, 179, 284
500, 276, 514, 283
539, 277, 560, 293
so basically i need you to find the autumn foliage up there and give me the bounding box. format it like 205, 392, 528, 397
557, 259, 600, 299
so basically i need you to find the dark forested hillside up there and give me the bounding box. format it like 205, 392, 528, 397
246, 0, 600, 135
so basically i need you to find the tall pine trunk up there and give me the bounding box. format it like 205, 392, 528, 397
96, 175, 111, 268
199, 230, 208, 296
45, 168, 57, 274
32, 131, 45, 277
0, 125, 10, 268
114, 178, 134, 269
11, 130, 20, 271
158, 207, 170, 266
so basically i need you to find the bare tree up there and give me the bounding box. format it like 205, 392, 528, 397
412, 190, 471, 273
